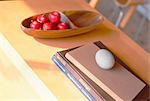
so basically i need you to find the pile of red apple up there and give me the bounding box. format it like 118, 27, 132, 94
30, 11, 70, 30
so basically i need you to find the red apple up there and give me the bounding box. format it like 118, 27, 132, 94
43, 22, 57, 30
57, 22, 69, 30
48, 11, 60, 24
30, 20, 41, 29
37, 15, 48, 23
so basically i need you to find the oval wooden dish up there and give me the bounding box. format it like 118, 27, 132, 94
21, 10, 103, 38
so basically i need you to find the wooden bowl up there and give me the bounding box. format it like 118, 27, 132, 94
21, 10, 103, 38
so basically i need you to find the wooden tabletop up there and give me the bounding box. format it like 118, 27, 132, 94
0, 32, 56, 100
0, 0, 149, 100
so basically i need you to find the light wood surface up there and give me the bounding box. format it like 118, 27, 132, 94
0, 47, 41, 100
0, 0, 149, 100
0, 33, 56, 101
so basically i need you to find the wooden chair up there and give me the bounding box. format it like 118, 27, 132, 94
88, 0, 145, 30
113, 0, 144, 28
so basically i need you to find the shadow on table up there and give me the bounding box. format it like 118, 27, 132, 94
34, 25, 114, 48
26, 60, 58, 71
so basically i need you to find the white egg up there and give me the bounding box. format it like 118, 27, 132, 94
95, 49, 115, 70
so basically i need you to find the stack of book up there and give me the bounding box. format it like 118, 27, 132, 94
52, 41, 149, 101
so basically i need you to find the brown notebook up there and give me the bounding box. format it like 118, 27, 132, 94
65, 43, 146, 101
56, 52, 115, 101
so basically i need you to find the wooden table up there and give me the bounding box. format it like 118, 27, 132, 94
0, 0, 149, 100
0, 33, 56, 100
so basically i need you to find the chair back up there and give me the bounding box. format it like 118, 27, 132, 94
114, 0, 143, 7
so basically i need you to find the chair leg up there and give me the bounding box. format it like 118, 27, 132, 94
89, 0, 100, 8
120, 5, 137, 28
115, 8, 124, 27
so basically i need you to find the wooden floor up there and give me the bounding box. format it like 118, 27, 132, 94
95, 0, 150, 53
